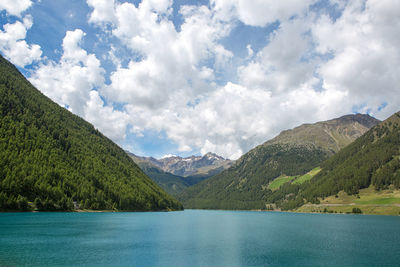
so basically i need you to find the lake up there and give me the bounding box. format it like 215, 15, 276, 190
0, 210, 399, 266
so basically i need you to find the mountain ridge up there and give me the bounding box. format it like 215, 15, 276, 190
265, 113, 380, 153
179, 113, 380, 210
128, 152, 233, 177
127, 151, 232, 195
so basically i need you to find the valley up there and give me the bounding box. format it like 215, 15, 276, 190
178, 113, 384, 211
127, 151, 232, 195
1, 1, 399, 266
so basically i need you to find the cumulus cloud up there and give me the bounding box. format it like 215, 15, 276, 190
30, 29, 104, 116
211, 0, 316, 26
313, 0, 400, 119
90, 1, 241, 156
238, 18, 315, 94
124, 81, 347, 159
29, 29, 129, 140
87, 0, 116, 25
90, 0, 232, 101
0, 0, 32, 17
0, 16, 42, 67
84, 90, 130, 142
84, 0, 400, 159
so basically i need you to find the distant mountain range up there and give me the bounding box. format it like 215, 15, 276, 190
127, 152, 233, 195
179, 114, 381, 210
129, 152, 233, 177
0, 54, 182, 212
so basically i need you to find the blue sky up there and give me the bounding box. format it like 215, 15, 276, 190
1, 0, 399, 159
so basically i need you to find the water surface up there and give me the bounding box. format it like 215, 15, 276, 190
0, 210, 399, 266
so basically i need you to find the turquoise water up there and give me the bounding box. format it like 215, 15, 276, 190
0, 210, 399, 266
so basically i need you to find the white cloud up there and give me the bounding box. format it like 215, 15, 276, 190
24, 0, 400, 160
211, 0, 316, 26
62, 30, 90, 62
0, 0, 32, 17
30, 29, 104, 116
106, 58, 173, 109
84, 91, 130, 142
142, 0, 172, 14
30, 29, 131, 142
89, 1, 244, 157
82, 0, 362, 159
0, 16, 42, 67
238, 18, 314, 94
87, 0, 116, 25
313, 0, 400, 119
97, 0, 233, 114
128, 81, 347, 160
161, 154, 177, 159
246, 44, 254, 58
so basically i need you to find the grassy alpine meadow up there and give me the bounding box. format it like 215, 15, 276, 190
267, 175, 296, 190
292, 167, 321, 185
295, 186, 400, 215
267, 167, 322, 190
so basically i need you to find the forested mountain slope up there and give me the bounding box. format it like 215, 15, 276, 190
179, 114, 379, 210
269, 111, 400, 210
0, 54, 182, 211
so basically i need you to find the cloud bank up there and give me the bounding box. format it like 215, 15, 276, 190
1, 0, 399, 159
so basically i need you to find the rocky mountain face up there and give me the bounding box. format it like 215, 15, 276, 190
178, 114, 380, 210
128, 152, 233, 177
266, 114, 380, 154
126, 152, 233, 196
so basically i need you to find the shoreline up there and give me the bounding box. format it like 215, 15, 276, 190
0, 209, 184, 213
2, 206, 399, 216
183, 207, 400, 216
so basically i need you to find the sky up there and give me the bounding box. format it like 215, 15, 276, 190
0, 0, 399, 160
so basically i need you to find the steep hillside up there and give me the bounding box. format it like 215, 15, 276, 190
269, 111, 400, 211
0, 54, 182, 211
179, 114, 379, 210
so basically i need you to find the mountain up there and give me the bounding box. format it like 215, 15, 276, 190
0, 54, 182, 211
132, 152, 233, 177
127, 152, 232, 196
178, 114, 380, 210
269, 111, 400, 211
264, 113, 379, 154
129, 158, 191, 196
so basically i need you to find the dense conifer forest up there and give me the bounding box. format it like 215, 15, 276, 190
179, 144, 329, 209
269, 112, 400, 210
0, 55, 183, 211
